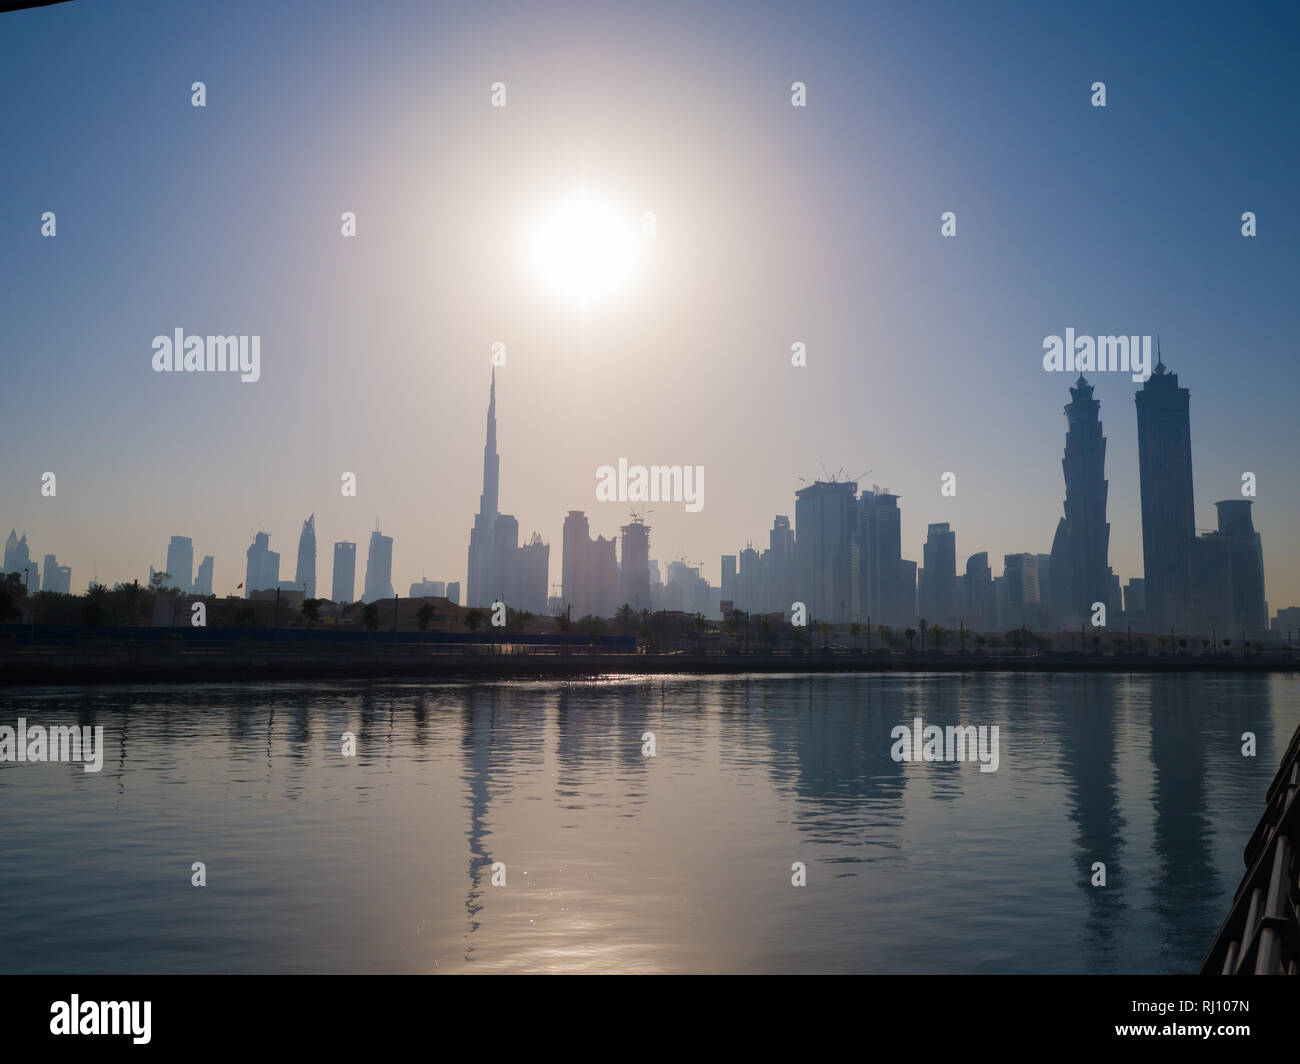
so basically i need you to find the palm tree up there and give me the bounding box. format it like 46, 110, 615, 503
464, 608, 485, 632
931, 624, 945, 651
877, 624, 892, 650
818, 621, 832, 651
919, 619, 928, 651
416, 602, 435, 630
904, 627, 917, 650
616, 603, 635, 635
849, 621, 861, 649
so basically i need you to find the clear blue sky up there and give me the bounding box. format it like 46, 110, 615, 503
2, 0, 1297, 606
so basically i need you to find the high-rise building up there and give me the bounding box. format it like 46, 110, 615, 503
165, 536, 194, 593
467, 368, 503, 607
767, 515, 795, 616
794, 479, 857, 623
737, 544, 761, 613
898, 559, 918, 624
965, 551, 992, 625
619, 518, 651, 611
513, 532, 550, 613
195, 555, 214, 597
1003, 553, 1040, 628
560, 513, 617, 618
295, 514, 316, 599
1135, 349, 1196, 630
720, 554, 738, 609
857, 490, 904, 624
332, 541, 357, 604
465, 368, 545, 610
41, 553, 72, 595
362, 529, 394, 603
244, 532, 279, 596
446, 581, 460, 606
562, 511, 591, 618
1052, 375, 1111, 626
1197, 499, 1267, 637
921, 522, 957, 623
4, 530, 38, 592
589, 535, 618, 619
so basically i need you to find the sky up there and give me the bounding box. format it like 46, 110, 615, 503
2, 0, 1298, 608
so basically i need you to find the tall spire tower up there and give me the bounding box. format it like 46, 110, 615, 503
467, 368, 502, 607
479, 366, 499, 520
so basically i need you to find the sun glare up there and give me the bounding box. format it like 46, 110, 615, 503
527, 195, 641, 308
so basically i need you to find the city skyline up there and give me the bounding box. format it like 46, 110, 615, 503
2, 355, 1285, 636
2, 1, 1297, 613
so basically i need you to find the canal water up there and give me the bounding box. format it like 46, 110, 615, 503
0, 671, 1292, 973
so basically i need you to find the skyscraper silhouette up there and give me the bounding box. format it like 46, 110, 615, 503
794, 479, 857, 623
1054, 375, 1111, 625
1135, 348, 1196, 631
362, 528, 394, 604
332, 541, 356, 604
165, 535, 194, 593
467, 368, 501, 607
295, 514, 316, 599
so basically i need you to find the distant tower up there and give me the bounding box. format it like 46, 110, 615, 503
195, 555, 214, 597
921, 522, 957, 622
332, 541, 357, 604
794, 479, 857, 623
244, 532, 278, 597
362, 527, 394, 604
165, 535, 195, 593
466, 368, 501, 607
1135, 345, 1195, 630
295, 514, 317, 598
1058, 375, 1111, 625
619, 518, 651, 610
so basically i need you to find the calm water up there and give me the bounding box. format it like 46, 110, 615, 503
0, 672, 1294, 974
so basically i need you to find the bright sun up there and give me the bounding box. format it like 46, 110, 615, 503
527, 195, 641, 308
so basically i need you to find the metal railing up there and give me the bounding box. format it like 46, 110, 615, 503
1201, 721, 1300, 974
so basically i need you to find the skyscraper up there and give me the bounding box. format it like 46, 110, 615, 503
41, 553, 71, 595
513, 532, 550, 613
362, 528, 394, 603
857, 490, 901, 623
244, 532, 279, 596
562, 511, 591, 617
921, 522, 957, 622
165, 535, 194, 593
195, 555, 214, 597
5, 531, 38, 593
467, 368, 502, 607
619, 518, 651, 611
1054, 375, 1111, 626
295, 514, 316, 598
332, 541, 356, 604
1197, 500, 1268, 636
767, 515, 795, 616
720, 554, 738, 608
1003, 553, 1040, 628
965, 551, 992, 625
1135, 349, 1196, 630
794, 479, 857, 623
